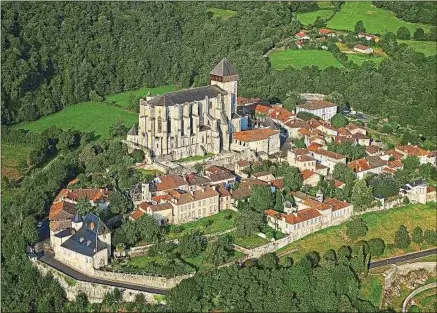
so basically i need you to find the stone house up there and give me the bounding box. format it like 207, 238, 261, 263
231, 128, 280, 156
348, 156, 388, 179
52, 213, 111, 273
287, 148, 317, 171
308, 145, 346, 173
395, 145, 436, 165
301, 169, 320, 187
399, 180, 428, 204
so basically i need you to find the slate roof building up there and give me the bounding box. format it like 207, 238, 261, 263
52, 213, 112, 273
128, 58, 241, 162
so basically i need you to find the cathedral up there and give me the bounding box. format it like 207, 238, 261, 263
127, 58, 241, 161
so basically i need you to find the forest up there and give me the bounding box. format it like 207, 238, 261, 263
1, 1, 436, 139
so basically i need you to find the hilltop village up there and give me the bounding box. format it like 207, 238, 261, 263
39, 59, 437, 283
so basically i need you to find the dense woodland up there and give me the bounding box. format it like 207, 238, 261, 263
373, 1, 437, 24
2, 1, 436, 139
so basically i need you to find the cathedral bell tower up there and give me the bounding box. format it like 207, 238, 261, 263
210, 58, 239, 116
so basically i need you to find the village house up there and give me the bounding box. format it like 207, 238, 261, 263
358, 32, 379, 42
296, 100, 338, 121
307, 144, 346, 172
399, 180, 428, 204
295, 31, 310, 40
234, 160, 251, 178
231, 127, 280, 157
301, 169, 320, 187
150, 175, 189, 196
346, 123, 367, 135
354, 44, 373, 54
395, 145, 436, 165
319, 28, 336, 37
287, 148, 317, 171
204, 165, 237, 186
366, 145, 382, 156
52, 213, 111, 273
347, 156, 387, 179
129, 202, 173, 225
284, 119, 311, 138
230, 178, 269, 207
252, 171, 276, 183
54, 188, 111, 211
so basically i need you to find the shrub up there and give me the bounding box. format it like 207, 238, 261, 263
330, 113, 349, 128
368, 238, 385, 257
346, 217, 368, 240
412, 226, 423, 244
424, 230, 437, 245
394, 225, 411, 249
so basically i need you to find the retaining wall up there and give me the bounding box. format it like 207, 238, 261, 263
93, 269, 193, 289
33, 261, 160, 303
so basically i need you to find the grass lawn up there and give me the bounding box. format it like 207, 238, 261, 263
183, 249, 244, 272
106, 85, 177, 109
166, 210, 237, 239
175, 153, 214, 163
269, 49, 343, 70
296, 9, 334, 26
347, 53, 386, 66
278, 203, 437, 261
359, 274, 384, 308
327, 2, 431, 34
1, 142, 34, 180
398, 40, 437, 56
207, 8, 237, 20
12, 102, 137, 139
232, 233, 270, 249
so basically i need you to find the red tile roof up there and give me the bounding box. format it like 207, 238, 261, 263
233, 128, 279, 142
271, 178, 284, 190
254, 104, 269, 115
366, 145, 380, 154
427, 186, 436, 193
313, 148, 345, 160
323, 198, 350, 211
296, 31, 307, 38
354, 44, 371, 50
129, 210, 145, 221
216, 184, 231, 197
265, 208, 322, 225
54, 188, 109, 203
49, 201, 76, 221
301, 169, 316, 180
396, 145, 429, 157
386, 150, 404, 160
155, 175, 187, 191
334, 180, 344, 188
388, 160, 403, 168
319, 28, 335, 35
269, 106, 294, 123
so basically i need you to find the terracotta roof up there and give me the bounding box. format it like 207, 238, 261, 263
388, 160, 403, 168
269, 106, 294, 123
231, 179, 268, 200
129, 210, 145, 221
237, 97, 260, 105
168, 187, 219, 205
155, 175, 187, 191
185, 173, 211, 186
205, 166, 235, 182
316, 163, 328, 170
334, 136, 355, 144
427, 186, 436, 193
296, 31, 307, 38
67, 178, 79, 186
298, 100, 337, 110
216, 184, 231, 197
254, 104, 270, 114
319, 28, 335, 35
323, 198, 350, 211
252, 171, 271, 178
285, 119, 310, 129
383, 167, 396, 174
312, 148, 345, 160
352, 132, 369, 140
152, 195, 172, 203
233, 128, 279, 142
54, 188, 109, 203
354, 44, 371, 50
348, 156, 387, 172
386, 150, 404, 160
49, 201, 76, 221
346, 123, 361, 131
307, 142, 322, 152
266, 207, 322, 225
271, 178, 284, 190
301, 169, 316, 180
396, 145, 429, 157
338, 128, 351, 136
292, 148, 310, 156
366, 145, 380, 154
296, 155, 315, 162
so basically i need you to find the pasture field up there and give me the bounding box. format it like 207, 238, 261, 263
1, 142, 33, 180
278, 203, 437, 261
269, 49, 343, 70
327, 2, 431, 34
296, 9, 334, 26
12, 102, 137, 139
359, 274, 384, 308
398, 40, 437, 56
207, 8, 237, 19
347, 53, 385, 66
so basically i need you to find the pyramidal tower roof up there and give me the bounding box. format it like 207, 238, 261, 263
210, 58, 238, 77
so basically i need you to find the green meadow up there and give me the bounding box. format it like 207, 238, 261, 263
207, 8, 237, 20
269, 49, 343, 70
12, 85, 175, 139
347, 53, 386, 66
1, 142, 34, 180
297, 9, 334, 26
398, 40, 437, 56
327, 2, 431, 34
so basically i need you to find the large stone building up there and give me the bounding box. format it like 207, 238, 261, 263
128, 58, 241, 161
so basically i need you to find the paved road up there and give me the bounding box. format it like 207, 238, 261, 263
369, 248, 437, 269
402, 282, 437, 312
39, 256, 168, 295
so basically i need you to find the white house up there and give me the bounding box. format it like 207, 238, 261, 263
296, 100, 338, 121
232, 128, 280, 156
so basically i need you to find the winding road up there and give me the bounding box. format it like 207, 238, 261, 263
39, 247, 436, 295
402, 282, 437, 313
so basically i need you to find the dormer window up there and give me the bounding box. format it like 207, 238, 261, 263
86, 240, 91, 246
79, 237, 84, 243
